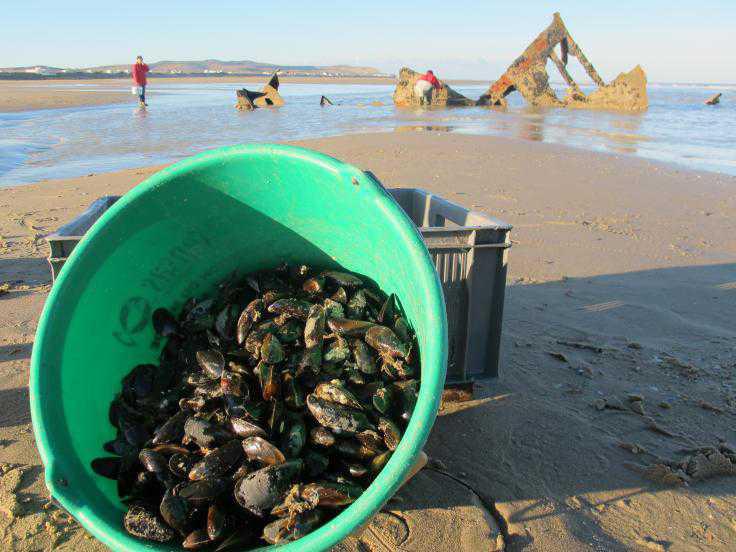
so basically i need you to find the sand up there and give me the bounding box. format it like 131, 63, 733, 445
1, 132, 735, 551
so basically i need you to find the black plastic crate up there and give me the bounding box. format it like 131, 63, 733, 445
388, 188, 512, 382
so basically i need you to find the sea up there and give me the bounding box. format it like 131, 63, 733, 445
0, 81, 734, 186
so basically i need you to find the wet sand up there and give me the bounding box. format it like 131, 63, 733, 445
1, 133, 735, 550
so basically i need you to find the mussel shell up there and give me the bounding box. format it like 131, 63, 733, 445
125, 470, 159, 499
323, 337, 350, 363
152, 410, 189, 445
220, 371, 245, 397
378, 417, 402, 451
194, 379, 224, 399
281, 415, 306, 459
185, 298, 215, 321
370, 450, 392, 473
267, 298, 313, 320
347, 289, 367, 318
152, 443, 190, 456
242, 436, 286, 466
257, 362, 280, 401
303, 449, 329, 477
215, 304, 238, 341
282, 370, 305, 410
215, 528, 254, 551
91, 457, 121, 480
260, 334, 285, 365
207, 503, 227, 541
372, 385, 392, 415
306, 394, 374, 435
314, 381, 363, 410
103, 438, 136, 457
124, 504, 175, 543
139, 449, 169, 474
263, 509, 323, 544
153, 308, 180, 337
196, 349, 226, 379
377, 294, 395, 324
188, 440, 244, 480
266, 400, 286, 435
122, 421, 151, 448
396, 380, 419, 421
229, 417, 267, 439
276, 320, 302, 343
345, 462, 369, 478
302, 276, 325, 295
309, 427, 336, 448
230, 461, 250, 482
365, 325, 409, 358
352, 338, 377, 374
304, 304, 326, 349
178, 477, 228, 505
323, 298, 345, 318
183, 417, 233, 449
233, 460, 302, 517
160, 489, 190, 536
326, 318, 375, 337
335, 439, 380, 460
183, 528, 212, 550
179, 396, 208, 412
169, 453, 198, 478
301, 481, 362, 507
236, 299, 264, 345
321, 271, 363, 288
394, 316, 410, 342
123, 364, 157, 401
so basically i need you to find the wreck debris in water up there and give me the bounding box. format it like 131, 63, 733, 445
476, 12, 647, 111
236, 72, 285, 111
392, 67, 475, 107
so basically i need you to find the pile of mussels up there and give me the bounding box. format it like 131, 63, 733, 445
92, 265, 419, 550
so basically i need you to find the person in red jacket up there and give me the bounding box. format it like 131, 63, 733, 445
414, 70, 441, 105
131, 55, 150, 107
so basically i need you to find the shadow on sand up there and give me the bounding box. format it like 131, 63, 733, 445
383, 263, 736, 551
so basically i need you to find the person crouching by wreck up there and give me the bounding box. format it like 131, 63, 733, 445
132, 55, 150, 107
414, 70, 441, 105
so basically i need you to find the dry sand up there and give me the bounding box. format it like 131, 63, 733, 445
1, 132, 735, 551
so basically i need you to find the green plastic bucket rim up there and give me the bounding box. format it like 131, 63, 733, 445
30, 143, 447, 551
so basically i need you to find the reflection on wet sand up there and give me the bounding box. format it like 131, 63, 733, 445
499, 108, 648, 154
395, 125, 454, 133
517, 111, 547, 142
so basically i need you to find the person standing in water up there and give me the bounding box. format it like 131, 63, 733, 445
131, 55, 150, 107
414, 70, 441, 105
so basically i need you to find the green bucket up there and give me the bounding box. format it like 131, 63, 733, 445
30, 144, 447, 551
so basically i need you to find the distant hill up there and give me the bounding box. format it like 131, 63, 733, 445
0, 59, 387, 78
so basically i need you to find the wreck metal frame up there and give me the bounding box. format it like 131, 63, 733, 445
477, 12, 606, 107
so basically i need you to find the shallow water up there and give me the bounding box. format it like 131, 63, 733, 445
1, 81, 734, 186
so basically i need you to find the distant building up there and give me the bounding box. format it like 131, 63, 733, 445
25, 66, 58, 75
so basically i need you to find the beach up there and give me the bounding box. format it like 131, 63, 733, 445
1, 132, 735, 550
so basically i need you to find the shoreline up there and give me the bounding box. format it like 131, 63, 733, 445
1, 132, 735, 551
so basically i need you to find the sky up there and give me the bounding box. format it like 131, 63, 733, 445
2, 1, 734, 83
